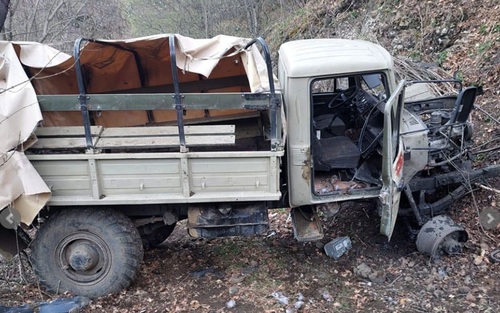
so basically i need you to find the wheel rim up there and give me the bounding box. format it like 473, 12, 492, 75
416, 215, 468, 256
55, 231, 112, 285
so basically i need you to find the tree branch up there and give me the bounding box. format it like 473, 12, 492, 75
0, 0, 10, 32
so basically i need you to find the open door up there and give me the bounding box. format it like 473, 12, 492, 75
379, 81, 405, 239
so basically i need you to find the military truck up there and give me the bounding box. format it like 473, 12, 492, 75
1, 34, 497, 298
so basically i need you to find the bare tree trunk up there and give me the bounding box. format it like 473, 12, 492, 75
243, 0, 260, 37
0, 0, 10, 33
202, 0, 209, 38
252, 4, 259, 36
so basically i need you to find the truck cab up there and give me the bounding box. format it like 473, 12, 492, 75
279, 39, 406, 238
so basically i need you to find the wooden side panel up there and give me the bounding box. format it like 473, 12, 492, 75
42, 112, 84, 127
92, 111, 150, 127
206, 55, 254, 118
152, 109, 206, 123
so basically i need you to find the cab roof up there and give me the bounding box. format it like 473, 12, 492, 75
278, 39, 393, 78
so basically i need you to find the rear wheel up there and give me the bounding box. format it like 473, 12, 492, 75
31, 208, 143, 298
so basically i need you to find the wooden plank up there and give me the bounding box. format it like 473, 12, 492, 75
116, 75, 250, 94
96, 135, 235, 149
36, 126, 103, 137
100, 125, 235, 137
31, 137, 97, 149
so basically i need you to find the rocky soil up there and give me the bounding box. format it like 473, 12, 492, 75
1, 201, 499, 312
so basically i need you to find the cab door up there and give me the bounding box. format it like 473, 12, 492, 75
379, 81, 405, 239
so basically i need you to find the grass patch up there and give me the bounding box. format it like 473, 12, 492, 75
478, 41, 492, 54
481, 24, 488, 35
213, 242, 242, 257
438, 50, 448, 63
409, 51, 421, 61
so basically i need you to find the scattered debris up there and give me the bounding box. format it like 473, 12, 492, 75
229, 275, 245, 284
271, 291, 289, 305
320, 290, 333, 302
294, 300, 305, 310
354, 262, 373, 279
314, 174, 366, 195
368, 270, 387, 283
267, 231, 277, 238
226, 299, 236, 309
228, 286, 239, 295
490, 249, 500, 263
190, 267, 224, 279
316, 202, 340, 219
324, 236, 352, 259
0, 297, 90, 313
241, 264, 259, 275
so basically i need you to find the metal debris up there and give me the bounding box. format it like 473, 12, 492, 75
226, 299, 236, 309
271, 291, 289, 305
190, 267, 224, 279
324, 236, 352, 259
0, 297, 90, 313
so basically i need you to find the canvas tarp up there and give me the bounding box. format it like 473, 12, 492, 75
0, 34, 276, 225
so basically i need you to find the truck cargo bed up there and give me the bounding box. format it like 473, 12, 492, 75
28, 150, 283, 206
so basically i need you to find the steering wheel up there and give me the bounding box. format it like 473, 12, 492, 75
327, 85, 358, 109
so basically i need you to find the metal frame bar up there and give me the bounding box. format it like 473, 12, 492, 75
169, 34, 186, 151
74, 38, 93, 150
407, 79, 463, 92
37, 93, 274, 111
244, 37, 281, 151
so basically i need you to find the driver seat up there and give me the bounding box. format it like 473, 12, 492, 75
312, 136, 360, 171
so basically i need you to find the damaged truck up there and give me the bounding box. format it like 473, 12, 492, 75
0, 34, 498, 297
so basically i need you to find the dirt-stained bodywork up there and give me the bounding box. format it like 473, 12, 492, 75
0, 34, 497, 298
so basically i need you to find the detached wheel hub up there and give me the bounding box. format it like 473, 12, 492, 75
416, 215, 468, 256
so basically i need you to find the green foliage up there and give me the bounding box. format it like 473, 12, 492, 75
481, 24, 488, 35
437, 50, 448, 63
213, 242, 242, 257
409, 51, 421, 60
478, 41, 492, 53
350, 10, 358, 19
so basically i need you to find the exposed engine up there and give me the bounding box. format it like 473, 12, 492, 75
404, 87, 477, 173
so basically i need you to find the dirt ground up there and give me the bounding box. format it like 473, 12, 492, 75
1, 195, 499, 313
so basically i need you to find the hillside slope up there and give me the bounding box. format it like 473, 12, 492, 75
267, 0, 499, 100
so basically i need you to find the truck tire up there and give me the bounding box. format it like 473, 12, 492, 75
139, 223, 176, 250
31, 208, 143, 298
